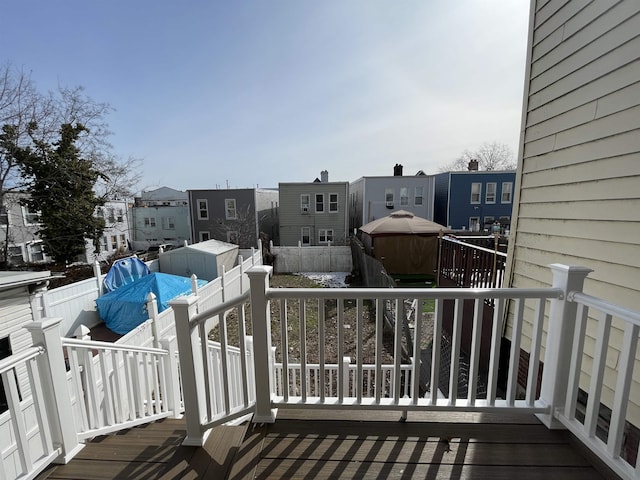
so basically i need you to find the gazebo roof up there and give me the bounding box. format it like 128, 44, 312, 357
359, 210, 450, 235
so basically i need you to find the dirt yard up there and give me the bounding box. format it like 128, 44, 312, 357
210, 274, 396, 364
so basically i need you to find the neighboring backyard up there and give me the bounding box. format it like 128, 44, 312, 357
211, 273, 399, 365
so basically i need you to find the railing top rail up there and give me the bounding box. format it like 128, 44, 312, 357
0, 346, 44, 374
267, 287, 562, 301
569, 291, 640, 326
61, 337, 168, 355
442, 235, 508, 258
190, 290, 251, 329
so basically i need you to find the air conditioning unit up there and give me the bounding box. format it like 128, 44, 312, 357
386, 201, 394, 208
301, 206, 309, 214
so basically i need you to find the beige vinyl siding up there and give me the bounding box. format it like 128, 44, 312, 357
0, 287, 36, 399
506, 0, 640, 426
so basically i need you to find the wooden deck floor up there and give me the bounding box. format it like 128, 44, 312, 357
37, 411, 619, 480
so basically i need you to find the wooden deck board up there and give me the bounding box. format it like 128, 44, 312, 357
36, 413, 618, 480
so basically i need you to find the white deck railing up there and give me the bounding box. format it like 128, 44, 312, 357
3, 262, 639, 479
61, 337, 180, 440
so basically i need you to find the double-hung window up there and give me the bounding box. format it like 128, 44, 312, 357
329, 193, 338, 212
400, 187, 408, 206
318, 229, 334, 243
315, 194, 325, 213
163, 217, 176, 229
501, 182, 513, 203
225, 199, 237, 220
301, 194, 310, 213
385, 188, 394, 207
470, 183, 481, 204
22, 205, 41, 225
197, 199, 209, 220
301, 227, 311, 245
414, 187, 423, 206
144, 217, 156, 228
485, 183, 496, 204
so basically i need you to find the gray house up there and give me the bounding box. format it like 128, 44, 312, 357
349, 164, 435, 232
130, 187, 190, 251
0, 192, 51, 265
279, 171, 349, 246
188, 188, 279, 248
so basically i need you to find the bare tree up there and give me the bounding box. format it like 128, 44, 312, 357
439, 141, 516, 172
0, 63, 141, 263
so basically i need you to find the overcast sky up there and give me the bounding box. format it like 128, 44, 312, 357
2, 1, 530, 192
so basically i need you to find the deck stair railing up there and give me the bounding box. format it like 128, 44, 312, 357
60, 336, 181, 440
172, 290, 256, 446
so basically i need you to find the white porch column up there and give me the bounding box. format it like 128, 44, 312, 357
146, 293, 160, 348
171, 295, 208, 446
25, 318, 84, 463
246, 265, 277, 423
537, 264, 592, 429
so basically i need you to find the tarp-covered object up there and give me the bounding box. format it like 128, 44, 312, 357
96, 272, 207, 335
103, 256, 150, 292
360, 210, 451, 276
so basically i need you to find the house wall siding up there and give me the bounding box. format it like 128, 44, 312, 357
506, 0, 640, 425
348, 176, 435, 230
278, 182, 349, 246
0, 287, 36, 399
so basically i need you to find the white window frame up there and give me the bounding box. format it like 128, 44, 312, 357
117, 209, 124, 222
318, 229, 334, 244
470, 183, 481, 204
101, 236, 108, 251
400, 187, 408, 206
501, 182, 513, 203
144, 217, 156, 228
414, 187, 423, 206
163, 217, 176, 230
301, 227, 311, 245
21, 205, 41, 226
385, 188, 394, 207
225, 198, 237, 220
28, 243, 45, 262
329, 193, 339, 212
485, 182, 497, 204
199, 231, 210, 242
469, 217, 480, 231
197, 199, 209, 220
300, 194, 310, 213
111, 235, 118, 250
226, 230, 239, 244
315, 193, 325, 213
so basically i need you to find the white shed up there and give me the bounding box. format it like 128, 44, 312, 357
158, 239, 239, 281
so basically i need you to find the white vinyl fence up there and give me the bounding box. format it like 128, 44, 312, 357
271, 242, 352, 273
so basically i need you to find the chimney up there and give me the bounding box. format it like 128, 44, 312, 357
320, 170, 329, 183
468, 159, 479, 171
393, 164, 403, 176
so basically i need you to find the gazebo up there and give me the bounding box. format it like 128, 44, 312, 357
359, 210, 450, 276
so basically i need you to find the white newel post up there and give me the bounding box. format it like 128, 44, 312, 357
146, 293, 160, 348
159, 336, 182, 418
537, 264, 592, 429
25, 318, 84, 463
171, 295, 208, 446
247, 265, 277, 423
93, 260, 103, 296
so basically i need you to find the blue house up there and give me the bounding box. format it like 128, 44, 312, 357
434, 169, 516, 232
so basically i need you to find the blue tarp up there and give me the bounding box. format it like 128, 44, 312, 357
96, 272, 207, 335
103, 256, 150, 292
